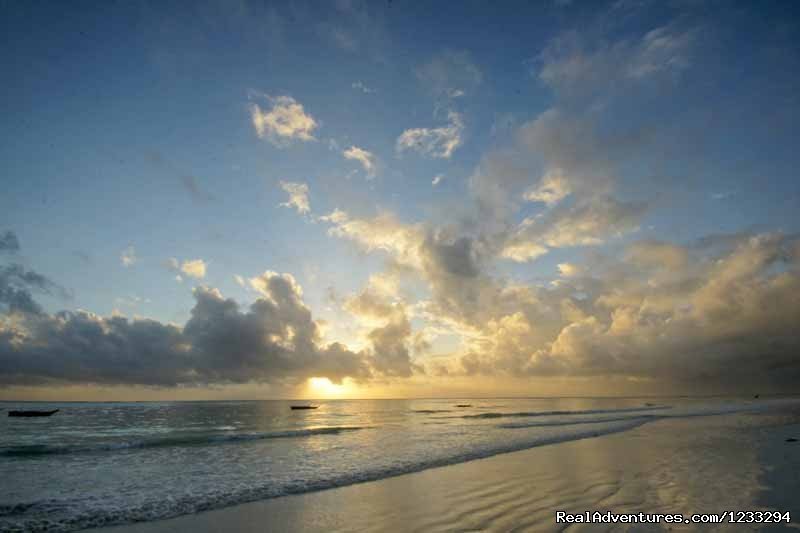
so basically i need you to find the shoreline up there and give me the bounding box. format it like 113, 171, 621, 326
99, 408, 800, 532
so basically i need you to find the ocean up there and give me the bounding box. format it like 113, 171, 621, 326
1, 397, 796, 532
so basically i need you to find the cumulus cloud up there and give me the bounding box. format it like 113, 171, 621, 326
342, 275, 421, 378
396, 111, 464, 159
279, 181, 311, 214
342, 146, 377, 178
318, 206, 800, 389
0, 273, 372, 387
457, 233, 800, 388
120, 246, 137, 267
249, 94, 318, 147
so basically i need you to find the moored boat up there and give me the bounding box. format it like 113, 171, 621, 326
8, 409, 59, 417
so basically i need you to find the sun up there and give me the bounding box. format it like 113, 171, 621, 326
307, 377, 348, 397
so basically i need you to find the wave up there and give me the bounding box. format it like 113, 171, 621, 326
0, 418, 651, 531
460, 405, 671, 420
0, 426, 367, 458
412, 409, 452, 414
498, 414, 662, 429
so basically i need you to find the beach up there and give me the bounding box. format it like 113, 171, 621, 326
98, 407, 800, 533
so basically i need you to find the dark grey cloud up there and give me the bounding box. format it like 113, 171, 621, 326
367, 317, 414, 378
0, 273, 372, 387
0, 264, 71, 315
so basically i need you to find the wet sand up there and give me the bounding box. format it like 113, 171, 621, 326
100, 410, 800, 532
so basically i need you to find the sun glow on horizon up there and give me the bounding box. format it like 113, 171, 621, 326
307, 377, 350, 398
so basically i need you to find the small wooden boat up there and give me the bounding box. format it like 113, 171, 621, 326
455, 404, 472, 408
290, 405, 318, 410
8, 409, 59, 417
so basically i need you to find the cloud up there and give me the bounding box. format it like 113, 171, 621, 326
396, 111, 464, 159
523, 169, 572, 206
121, 246, 137, 267
351, 81, 374, 94
464, 106, 647, 265
167, 258, 207, 280
0, 275, 373, 387
502, 197, 647, 261
234, 275, 246, 288
537, 24, 694, 103
315, 209, 799, 389
0, 265, 55, 315
342, 146, 377, 178
343, 276, 419, 377
415, 49, 483, 98
557, 263, 584, 278
249, 94, 318, 147
0, 231, 20, 253
500, 242, 550, 263
1, 235, 71, 315
279, 181, 311, 214
181, 259, 207, 279
432, 174, 444, 186
321, 209, 426, 270
463, 233, 800, 386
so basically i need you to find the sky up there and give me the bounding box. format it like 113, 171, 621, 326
1, 0, 800, 400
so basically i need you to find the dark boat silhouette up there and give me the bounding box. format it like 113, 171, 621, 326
8, 409, 59, 417
455, 404, 472, 408
290, 405, 318, 410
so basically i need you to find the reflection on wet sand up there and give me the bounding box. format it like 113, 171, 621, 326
101, 410, 800, 533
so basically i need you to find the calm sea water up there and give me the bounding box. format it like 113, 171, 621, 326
0, 397, 796, 532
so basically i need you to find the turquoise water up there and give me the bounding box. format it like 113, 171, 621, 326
0, 397, 795, 532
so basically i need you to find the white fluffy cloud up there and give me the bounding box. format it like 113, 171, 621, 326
279, 181, 311, 214
396, 111, 464, 159
167, 258, 207, 280
342, 146, 377, 178
180, 259, 207, 279
249, 95, 318, 147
